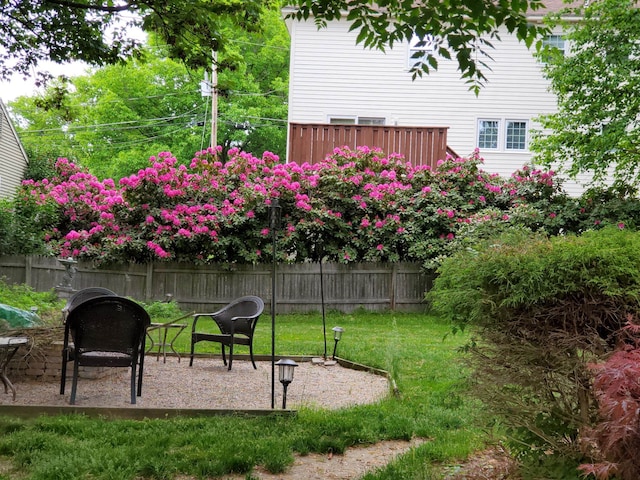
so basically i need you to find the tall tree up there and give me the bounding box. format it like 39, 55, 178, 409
9, 9, 289, 179
2, 0, 551, 91
531, 0, 640, 186
288, 0, 551, 92
10, 55, 206, 179
216, 8, 289, 160
0, 0, 267, 83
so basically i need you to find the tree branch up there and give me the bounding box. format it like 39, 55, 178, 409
42, 0, 135, 13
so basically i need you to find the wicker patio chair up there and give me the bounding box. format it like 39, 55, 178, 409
189, 296, 264, 370
60, 287, 116, 393
61, 296, 150, 405
61, 287, 117, 323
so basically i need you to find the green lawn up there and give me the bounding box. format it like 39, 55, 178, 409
0, 311, 492, 480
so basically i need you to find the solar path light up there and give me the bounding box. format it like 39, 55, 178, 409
275, 358, 298, 409
331, 326, 344, 359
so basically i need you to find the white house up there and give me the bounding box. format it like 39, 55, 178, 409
283, 1, 590, 195
0, 100, 28, 198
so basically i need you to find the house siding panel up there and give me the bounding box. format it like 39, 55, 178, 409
0, 102, 28, 198
286, 17, 587, 196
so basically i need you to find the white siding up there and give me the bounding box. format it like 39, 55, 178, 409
286, 18, 586, 195
0, 101, 28, 199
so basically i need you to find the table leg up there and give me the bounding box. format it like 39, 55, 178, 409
0, 346, 20, 401
0, 371, 16, 400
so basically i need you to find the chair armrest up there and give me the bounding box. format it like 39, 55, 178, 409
192, 312, 215, 333
229, 315, 259, 323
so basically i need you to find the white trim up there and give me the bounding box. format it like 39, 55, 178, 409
327, 115, 386, 125
477, 117, 530, 152
505, 119, 529, 151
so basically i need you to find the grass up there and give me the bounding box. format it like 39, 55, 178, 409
0, 301, 492, 480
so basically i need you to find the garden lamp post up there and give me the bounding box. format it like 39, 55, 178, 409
276, 358, 298, 409
332, 326, 344, 359
269, 197, 281, 409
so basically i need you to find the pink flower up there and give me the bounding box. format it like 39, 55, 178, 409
376, 244, 384, 251
502, 214, 509, 221
261, 228, 270, 236
549, 212, 556, 218
618, 222, 625, 229
65, 230, 81, 240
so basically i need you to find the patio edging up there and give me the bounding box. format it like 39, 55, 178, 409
0, 355, 392, 420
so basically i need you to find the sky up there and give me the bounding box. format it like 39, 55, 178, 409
0, 61, 90, 103
0, 21, 146, 104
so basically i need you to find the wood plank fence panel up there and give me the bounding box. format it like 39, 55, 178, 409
288, 123, 449, 168
0, 256, 432, 313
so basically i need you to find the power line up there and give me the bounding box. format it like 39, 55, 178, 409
19, 104, 205, 134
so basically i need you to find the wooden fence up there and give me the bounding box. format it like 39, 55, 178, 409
288, 123, 450, 168
0, 256, 433, 313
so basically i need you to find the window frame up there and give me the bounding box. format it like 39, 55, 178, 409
477, 119, 500, 150
328, 116, 386, 125
540, 34, 566, 64
505, 119, 529, 151
476, 118, 530, 152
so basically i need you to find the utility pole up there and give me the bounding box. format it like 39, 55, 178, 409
211, 51, 218, 149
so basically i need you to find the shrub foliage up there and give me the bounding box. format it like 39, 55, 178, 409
8, 145, 637, 266
429, 227, 640, 477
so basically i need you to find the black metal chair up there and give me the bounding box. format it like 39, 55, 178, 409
60, 287, 116, 393
61, 296, 150, 405
189, 296, 264, 370
61, 287, 117, 323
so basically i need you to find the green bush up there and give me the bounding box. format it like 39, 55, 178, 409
427, 226, 640, 471
0, 278, 62, 325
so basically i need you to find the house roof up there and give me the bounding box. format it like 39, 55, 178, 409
529, 0, 586, 18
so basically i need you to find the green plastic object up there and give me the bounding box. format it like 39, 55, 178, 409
0, 304, 41, 329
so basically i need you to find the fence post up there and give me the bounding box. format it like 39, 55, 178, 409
145, 263, 153, 301
24, 256, 32, 288
390, 263, 397, 310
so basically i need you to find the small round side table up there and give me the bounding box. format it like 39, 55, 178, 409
0, 336, 29, 401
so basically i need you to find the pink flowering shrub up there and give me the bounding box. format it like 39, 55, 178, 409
14, 146, 577, 266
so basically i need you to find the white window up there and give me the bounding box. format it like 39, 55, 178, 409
408, 34, 438, 69
329, 116, 385, 125
478, 120, 499, 150
506, 120, 528, 150
329, 117, 356, 125
540, 34, 566, 63
477, 119, 529, 151
358, 117, 385, 125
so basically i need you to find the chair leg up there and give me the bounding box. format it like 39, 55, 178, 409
189, 339, 196, 367
228, 340, 233, 370
137, 350, 145, 397
249, 342, 257, 369
70, 360, 80, 405
130, 363, 137, 404
221, 344, 227, 366
60, 350, 68, 394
